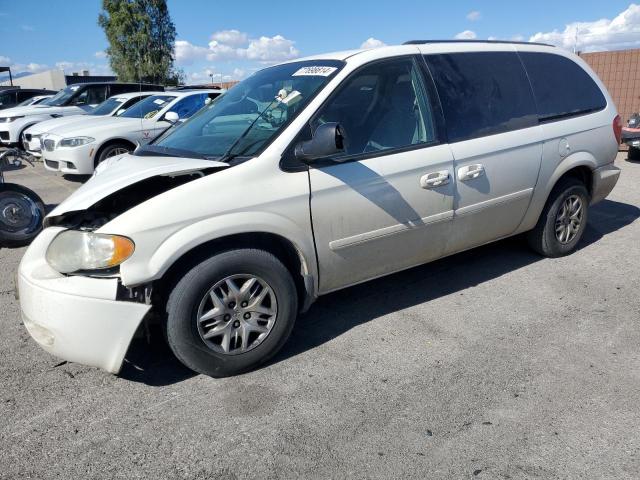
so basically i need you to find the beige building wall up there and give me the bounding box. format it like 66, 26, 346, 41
0, 69, 66, 90
580, 49, 640, 123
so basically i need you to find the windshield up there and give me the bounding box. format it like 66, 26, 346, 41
42, 85, 81, 106
17, 97, 38, 106
151, 60, 343, 159
120, 94, 175, 119
89, 97, 127, 116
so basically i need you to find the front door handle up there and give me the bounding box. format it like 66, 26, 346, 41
420, 170, 450, 189
458, 164, 485, 181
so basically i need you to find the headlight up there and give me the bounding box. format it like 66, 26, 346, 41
45, 230, 135, 274
58, 136, 95, 148
1, 116, 24, 123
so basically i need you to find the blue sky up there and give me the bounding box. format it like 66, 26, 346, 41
2, 1, 640, 83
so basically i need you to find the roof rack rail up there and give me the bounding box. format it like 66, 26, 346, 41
403, 39, 554, 47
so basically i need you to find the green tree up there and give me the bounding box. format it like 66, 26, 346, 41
98, 0, 178, 84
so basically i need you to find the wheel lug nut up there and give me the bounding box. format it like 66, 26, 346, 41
243, 312, 251, 319
224, 314, 231, 321
228, 302, 236, 308
233, 320, 241, 328
241, 301, 248, 308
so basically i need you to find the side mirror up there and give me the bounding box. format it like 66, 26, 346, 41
294, 122, 345, 162
164, 111, 179, 124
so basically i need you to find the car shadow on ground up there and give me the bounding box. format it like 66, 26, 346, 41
120, 199, 639, 386
61, 174, 92, 184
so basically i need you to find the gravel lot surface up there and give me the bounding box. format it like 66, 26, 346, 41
0, 153, 638, 479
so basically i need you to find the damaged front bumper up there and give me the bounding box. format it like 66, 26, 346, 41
18, 228, 150, 374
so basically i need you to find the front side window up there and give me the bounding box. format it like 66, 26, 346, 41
519, 52, 607, 122
70, 86, 108, 106
310, 57, 436, 158
148, 60, 343, 160
425, 52, 538, 143
120, 95, 176, 119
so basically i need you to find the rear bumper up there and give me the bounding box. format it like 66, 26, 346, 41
18, 228, 150, 373
591, 162, 621, 204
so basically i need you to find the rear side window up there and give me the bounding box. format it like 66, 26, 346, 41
519, 52, 606, 122
425, 52, 537, 143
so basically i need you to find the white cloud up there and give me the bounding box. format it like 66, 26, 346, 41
466, 11, 481, 22
94, 51, 107, 59
454, 30, 477, 40
243, 35, 298, 62
232, 68, 246, 79
187, 66, 246, 84
10, 62, 49, 74
174, 39, 210, 65
55, 60, 113, 76
175, 30, 298, 66
360, 37, 387, 49
529, 3, 640, 52
0, 55, 10, 64
210, 29, 248, 47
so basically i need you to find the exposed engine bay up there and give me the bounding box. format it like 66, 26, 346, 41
45, 168, 223, 230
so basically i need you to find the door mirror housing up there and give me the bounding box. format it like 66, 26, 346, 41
164, 111, 179, 124
294, 122, 345, 162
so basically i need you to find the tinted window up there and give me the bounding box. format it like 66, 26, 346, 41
17, 91, 36, 102
0, 91, 16, 106
519, 52, 606, 122
313, 57, 437, 157
426, 52, 537, 143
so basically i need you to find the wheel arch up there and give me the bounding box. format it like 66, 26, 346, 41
93, 138, 137, 165
152, 231, 316, 314
519, 151, 597, 233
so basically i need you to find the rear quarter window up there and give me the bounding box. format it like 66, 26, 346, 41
425, 52, 538, 143
519, 52, 607, 122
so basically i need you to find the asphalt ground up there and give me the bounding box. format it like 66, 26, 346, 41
0, 152, 638, 479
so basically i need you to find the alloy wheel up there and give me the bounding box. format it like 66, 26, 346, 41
196, 274, 278, 355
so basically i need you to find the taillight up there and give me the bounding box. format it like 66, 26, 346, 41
613, 114, 623, 144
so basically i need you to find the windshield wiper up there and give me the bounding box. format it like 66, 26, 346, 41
218, 97, 282, 163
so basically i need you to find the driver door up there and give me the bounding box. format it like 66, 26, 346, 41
307, 57, 455, 293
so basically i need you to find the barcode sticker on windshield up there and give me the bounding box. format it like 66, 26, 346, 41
292, 66, 337, 77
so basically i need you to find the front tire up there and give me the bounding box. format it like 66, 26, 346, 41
95, 142, 133, 168
0, 183, 46, 247
527, 177, 590, 257
165, 249, 298, 377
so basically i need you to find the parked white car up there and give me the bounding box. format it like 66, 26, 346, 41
19, 41, 621, 378
0, 82, 163, 147
40, 89, 224, 174
23, 91, 157, 157
16, 95, 54, 107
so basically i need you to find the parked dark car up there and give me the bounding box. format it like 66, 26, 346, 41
0, 88, 57, 110
621, 112, 640, 159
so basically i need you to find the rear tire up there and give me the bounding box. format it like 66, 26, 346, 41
165, 249, 298, 377
628, 146, 640, 161
527, 177, 590, 257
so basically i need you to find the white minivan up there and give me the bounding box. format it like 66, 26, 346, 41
18, 41, 621, 377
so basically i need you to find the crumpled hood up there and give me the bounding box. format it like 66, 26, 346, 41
48, 154, 228, 217
26, 114, 91, 135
